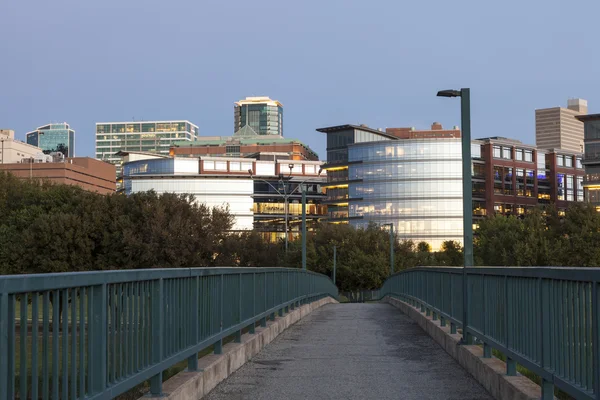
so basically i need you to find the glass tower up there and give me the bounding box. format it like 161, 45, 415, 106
234, 97, 283, 136
26, 123, 75, 157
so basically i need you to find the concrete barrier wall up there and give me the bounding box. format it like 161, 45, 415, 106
141, 297, 338, 400
383, 296, 548, 400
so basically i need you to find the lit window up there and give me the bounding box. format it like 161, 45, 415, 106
515, 149, 523, 161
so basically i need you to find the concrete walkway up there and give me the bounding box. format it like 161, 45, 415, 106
204, 303, 493, 400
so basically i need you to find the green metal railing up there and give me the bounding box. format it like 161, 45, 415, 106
380, 267, 599, 400
0, 267, 337, 399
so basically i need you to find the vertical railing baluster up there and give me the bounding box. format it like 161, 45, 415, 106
20, 293, 28, 399
188, 276, 199, 371
78, 288, 84, 398
52, 290, 59, 399
89, 283, 107, 396
592, 281, 599, 400
70, 288, 77, 400
0, 292, 7, 400
149, 279, 164, 396
215, 274, 224, 355
32, 293, 40, 400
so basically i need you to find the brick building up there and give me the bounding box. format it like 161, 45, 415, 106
0, 157, 116, 194
472, 137, 584, 220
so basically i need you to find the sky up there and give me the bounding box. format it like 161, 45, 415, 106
1, 0, 599, 161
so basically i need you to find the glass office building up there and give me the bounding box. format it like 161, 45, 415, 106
234, 97, 283, 136
26, 123, 75, 157
95, 120, 199, 182
348, 139, 463, 250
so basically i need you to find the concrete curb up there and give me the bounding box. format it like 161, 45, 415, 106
383, 296, 544, 400
144, 297, 338, 400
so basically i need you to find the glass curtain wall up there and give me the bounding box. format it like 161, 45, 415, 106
348, 139, 463, 250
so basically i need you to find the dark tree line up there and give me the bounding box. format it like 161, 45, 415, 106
3, 172, 598, 291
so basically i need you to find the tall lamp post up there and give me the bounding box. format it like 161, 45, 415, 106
437, 88, 472, 345
382, 223, 395, 275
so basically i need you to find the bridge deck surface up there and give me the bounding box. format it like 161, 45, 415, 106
205, 303, 492, 400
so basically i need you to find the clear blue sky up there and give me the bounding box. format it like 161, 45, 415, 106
1, 0, 598, 160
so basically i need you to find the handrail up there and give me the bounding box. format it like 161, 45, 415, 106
0, 267, 338, 400
379, 266, 599, 400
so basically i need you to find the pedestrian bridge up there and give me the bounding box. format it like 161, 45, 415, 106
0, 267, 598, 400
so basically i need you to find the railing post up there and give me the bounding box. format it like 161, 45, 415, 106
235, 273, 242, 343
0, 292, 8, 400
539, 278, 553, 399
89, 283, 107, 395
593, 281, 599, 399
215, 275, 223, 354
188, 277, 199, 371
250, 273, 256, 334
150, 279, 164, 396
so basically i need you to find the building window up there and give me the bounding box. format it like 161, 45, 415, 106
502, 147, 512, 160
576, 157, 583, 169
524, 150, 533, 162
494, 166, 503, 194
565, 156, 573, 168
526, 169, 535, 197
493, 146, 501, 158
557, 155, 564, 167
516, 168, 525, 196
557, 173, 565, 200
515, 149, 523, 161
504, 167, 513, 195
577, 176, 584, 201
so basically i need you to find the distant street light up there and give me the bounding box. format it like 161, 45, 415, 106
437, 87, 473, 344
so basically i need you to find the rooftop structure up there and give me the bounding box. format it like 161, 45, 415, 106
234, 96, 283, 136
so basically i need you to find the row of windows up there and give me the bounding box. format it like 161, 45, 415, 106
349, 140, 462, 162
97, 122, 193, 134
96, 133, 191, 140
350, 180, 463, 199
349, 198, 463, 218
351, 219, 463, 240
350, 161, 462, 181
493, 145, 535, 162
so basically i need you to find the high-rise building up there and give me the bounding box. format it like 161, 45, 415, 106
575, 113, 600, 207
26, 123, 75, 157
535, 98, 588, 153
234, 97, 283, 136
95, 120, 199, 180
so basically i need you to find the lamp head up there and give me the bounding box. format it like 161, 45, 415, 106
288, 163, 294, 170
437, 89, 461, 98
247, 169, 253, 176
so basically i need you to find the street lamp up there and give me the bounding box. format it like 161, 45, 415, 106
382, 223, 395, 275
437, 87, 473, 344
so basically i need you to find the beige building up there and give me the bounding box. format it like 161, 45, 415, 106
0, 129, 45, 164
535, 98, 588, 153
